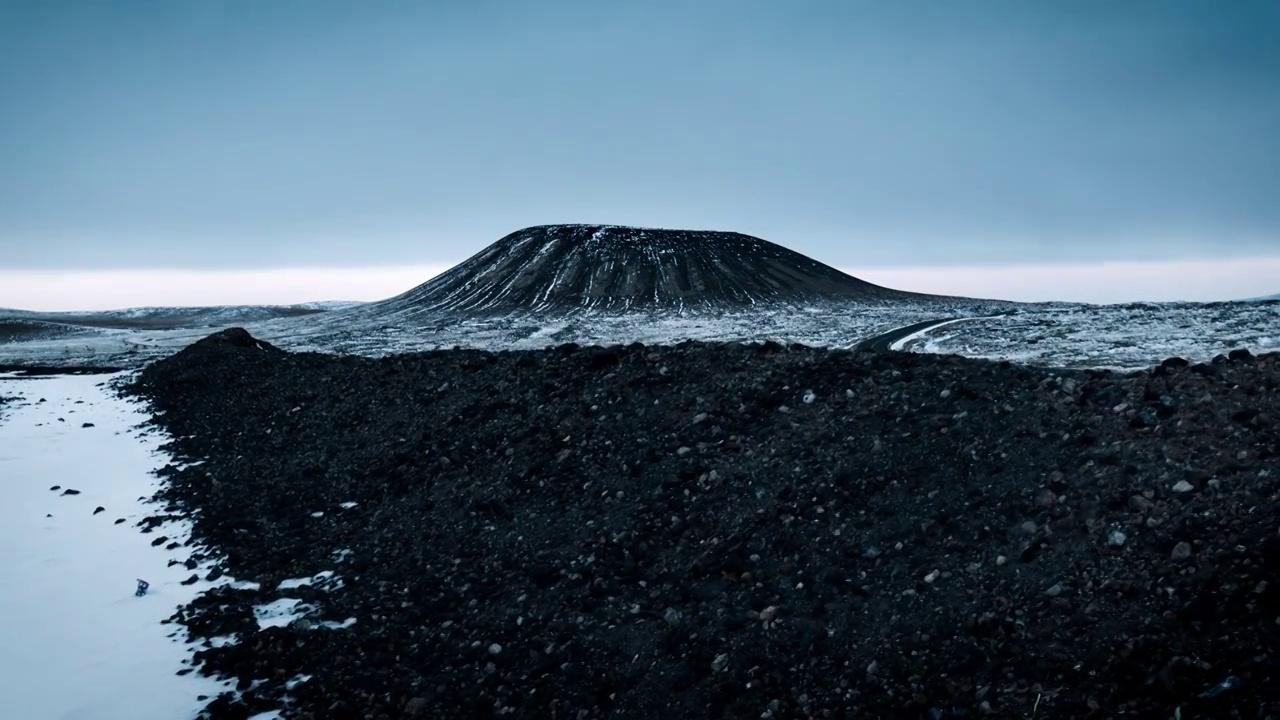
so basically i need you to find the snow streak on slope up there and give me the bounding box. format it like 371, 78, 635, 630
366, 224, 919, 316
0, 374, 230, 720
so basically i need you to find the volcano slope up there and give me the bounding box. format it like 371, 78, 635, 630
361, 224, 924, 318
123, 330, 1279, 719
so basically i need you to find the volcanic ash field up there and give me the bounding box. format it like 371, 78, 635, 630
118, 328, 1280, 720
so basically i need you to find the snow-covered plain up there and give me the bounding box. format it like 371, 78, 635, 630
2, 298, 1277, 371
0, 373, 239, 720
903, 301, 1280, 369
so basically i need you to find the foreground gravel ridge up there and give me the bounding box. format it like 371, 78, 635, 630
124, 329, 1279, 719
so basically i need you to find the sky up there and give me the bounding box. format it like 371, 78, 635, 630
1, 0, 1278, 308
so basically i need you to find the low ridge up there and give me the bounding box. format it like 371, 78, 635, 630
373, 225, 914, 315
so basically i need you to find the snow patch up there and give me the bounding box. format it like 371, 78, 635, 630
0, 373, 231, 719
253, 598, 311, 629
277, 570, 338, 591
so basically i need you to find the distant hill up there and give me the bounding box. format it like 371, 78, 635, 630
0, 302, 362, 331
366, 224, 926, 316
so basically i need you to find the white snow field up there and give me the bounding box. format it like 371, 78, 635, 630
0, 373, 233, 720
3, 297, 1277, 371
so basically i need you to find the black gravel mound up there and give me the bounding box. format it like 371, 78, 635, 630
368, 224, 918, 316
125, 331, 1279, 719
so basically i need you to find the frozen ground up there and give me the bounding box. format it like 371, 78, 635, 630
0, 298, 1276, 370
0, 373, 318, 720
902, 301, 1280, 369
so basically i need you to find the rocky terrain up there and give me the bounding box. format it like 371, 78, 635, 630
122, 329, 1278, 719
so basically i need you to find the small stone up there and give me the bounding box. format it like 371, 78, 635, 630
1171, 542, 1193, 562
692, 413, 708, 424
61, 488, 80, 496
1107, 530, 1127, 547
180, 574, 200, 585
924, 569, 940, 584
939, 389, 952, 399
758, 605, 779, 623
1172, 480, 1195, 493
1020, 520, 1038, 535
995, 555, 1008, 566
1035, 489, 1057, 507
93, 506, 105, 515
114, 518, 126, 525
676, 446, 692, 456
802, 390, 815, 404
1128, 494, 1153, 512
711, 653, 729, 672
1045, 583, 1064, 597
49, 485, 60, 492
488, 643, 503, 656
81, 422, 95, 428
405, 697, 428, 715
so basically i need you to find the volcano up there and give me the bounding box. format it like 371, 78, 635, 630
375, 225, 914, 315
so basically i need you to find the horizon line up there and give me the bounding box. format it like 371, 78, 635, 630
1, 255, 1277, 312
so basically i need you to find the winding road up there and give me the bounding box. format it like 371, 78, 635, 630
857, 314, 1006, 353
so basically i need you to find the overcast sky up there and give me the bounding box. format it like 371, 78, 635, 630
1, 1, 1277, 306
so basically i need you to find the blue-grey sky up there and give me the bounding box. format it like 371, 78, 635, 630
1, 0, 1278, 273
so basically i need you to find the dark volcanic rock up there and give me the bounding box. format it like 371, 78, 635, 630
124, 330, 1280, 720
366, 224, 919, 315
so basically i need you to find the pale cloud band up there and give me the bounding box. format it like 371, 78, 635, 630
2, 257, 1276, 312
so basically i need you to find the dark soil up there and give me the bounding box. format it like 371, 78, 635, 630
124, 328, 1280, 720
